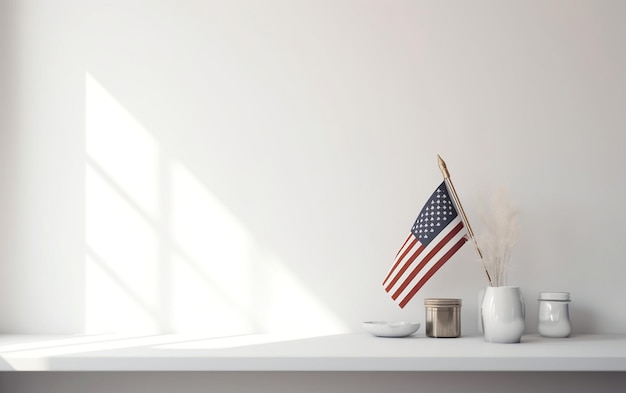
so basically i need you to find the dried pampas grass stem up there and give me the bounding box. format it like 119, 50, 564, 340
476, 188, 519, 287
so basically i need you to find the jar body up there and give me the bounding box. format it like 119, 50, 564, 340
424, 298, 461, 338
537, 292, 571, 338
537, 300, 571, 338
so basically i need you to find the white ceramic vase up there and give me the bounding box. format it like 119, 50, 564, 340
481, 286, 525, 343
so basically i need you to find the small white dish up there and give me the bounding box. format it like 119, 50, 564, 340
362, 321, 420, 337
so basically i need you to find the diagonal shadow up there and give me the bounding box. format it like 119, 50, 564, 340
86, 156, 157, 228
86, 246, 162, 327
86, 155, 260, 332
170, 244, 262, 332
85, 70, 348, 337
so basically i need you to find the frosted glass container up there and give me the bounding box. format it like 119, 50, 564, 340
537, 292, 571, 338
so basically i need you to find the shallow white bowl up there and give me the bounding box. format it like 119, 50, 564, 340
362, 321, 420, 337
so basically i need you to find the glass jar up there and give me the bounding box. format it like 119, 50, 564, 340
537, 292, 571, 338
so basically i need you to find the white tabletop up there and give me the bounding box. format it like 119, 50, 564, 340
1, 333, 625, 371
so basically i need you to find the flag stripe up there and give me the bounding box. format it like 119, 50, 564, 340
398, 236, 467, 308
384, 240, 425, 291
395, 233, 413, 258
391, 220, 464, 300
382, 233, 414, 286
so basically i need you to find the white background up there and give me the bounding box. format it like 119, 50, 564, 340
2, 0, 626, 337
1, 0, 626, 390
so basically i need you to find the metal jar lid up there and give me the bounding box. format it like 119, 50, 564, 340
424, 298, 462, 306
538, 292, 570, 301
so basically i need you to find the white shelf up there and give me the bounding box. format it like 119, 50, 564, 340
1, 333, 625, 372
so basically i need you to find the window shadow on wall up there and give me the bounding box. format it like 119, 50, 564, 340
85, 73, 348, 337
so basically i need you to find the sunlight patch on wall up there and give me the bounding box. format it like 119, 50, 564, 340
85, 74, 161, 333
85, 72, 348, 337
85, 74, 160, 219
169, 162, 348, 337
259, 254, 350, 337
169, 162, 256, 335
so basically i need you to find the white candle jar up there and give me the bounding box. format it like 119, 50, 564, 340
537, 292, 571, 338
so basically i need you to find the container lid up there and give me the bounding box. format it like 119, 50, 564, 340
538, 292, 570, 301
424, 298, 462, 306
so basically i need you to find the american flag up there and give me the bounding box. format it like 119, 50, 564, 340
383, 181, 468, 308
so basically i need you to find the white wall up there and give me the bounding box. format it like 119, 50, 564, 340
0, 0, 85, 333
2, 0, 626, 338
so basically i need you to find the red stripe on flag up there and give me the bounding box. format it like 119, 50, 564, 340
385, 241, 425, 292
382, 234, 414, 286
395, 233, 413, 258
398, 236, 468, 308
391, 221, 464, 300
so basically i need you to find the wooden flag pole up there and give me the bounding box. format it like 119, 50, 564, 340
437, 155, 493, 286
